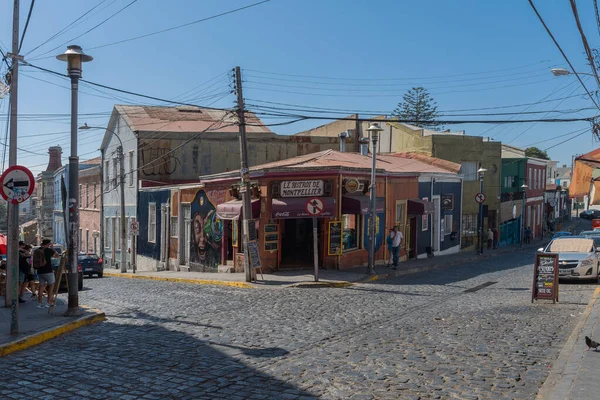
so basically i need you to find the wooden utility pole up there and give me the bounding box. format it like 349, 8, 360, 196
234, 66, 252, 283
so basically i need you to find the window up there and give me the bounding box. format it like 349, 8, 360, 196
461, 214, 478, 248
342, 214, 359, 251
104, 217, 110, 248
113, 158, 118, 189
528, 168, 532, 189
527, 205, 531, 228
171, 216, 178, 238
79, 229, 82, 249
105, 161, 110, 188
129, 151, 134, 187
93, 184, 97, 209
460, 161, 478, 181
444, 214, 453, 235
86, 184, 89, 208
395, 200, 407, 236
148, 203, 157, 243
504, 176, 516, 189
79, 184, 82, 206
85, 230, 89, 253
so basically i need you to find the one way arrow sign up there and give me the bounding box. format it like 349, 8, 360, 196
0, 165, 35, 204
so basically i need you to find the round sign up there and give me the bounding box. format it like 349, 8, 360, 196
0, 165, 34, 204
306, 197, 324, 216
130, 220, 140, 234
550, 199, 556, 207
344, 178, 360, 193
475, 192, 486, 204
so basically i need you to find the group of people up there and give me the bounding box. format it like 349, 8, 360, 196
486, 228, 500, 249
18, 239, 60, 308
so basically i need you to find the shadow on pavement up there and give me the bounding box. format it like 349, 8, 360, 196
0, 320, 316, 399
108, 309, 224, 330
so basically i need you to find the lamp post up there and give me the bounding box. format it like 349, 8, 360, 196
551, 68, 595, 77
520, 183, 528, 247
477, 167, 487, 255
80, 123, 127, 273
56, 45, 92, 315
366, 123, 383, 275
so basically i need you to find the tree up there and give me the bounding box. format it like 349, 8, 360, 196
391, 87, 442, 130
525, 147, 550, 160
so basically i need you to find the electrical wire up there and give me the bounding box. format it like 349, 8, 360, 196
18, 0, 35, 53
569, 0, 600, 88
544, 129, 589, 151
528, 0, 600, 111
595, 0, 600, 39
521, 127, 589, 147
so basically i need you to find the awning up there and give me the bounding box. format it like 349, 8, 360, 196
216, 199, 261, 220
407, 199, 435, 215
341, 196, 384, 215
272, 197, 335, 219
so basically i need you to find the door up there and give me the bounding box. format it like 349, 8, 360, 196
181, 204, 191, 265
160, 205, 168, 264
432, 196, 440, 252
111, 217, 116, 265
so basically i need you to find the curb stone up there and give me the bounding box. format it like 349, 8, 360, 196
102, 271, 256, 289
0, 306, 106, 357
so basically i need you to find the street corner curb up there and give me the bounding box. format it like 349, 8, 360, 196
0, 306, 106, 358
287, 281, 354, 288
537, 287, 600, 400
102, 271, 256, 289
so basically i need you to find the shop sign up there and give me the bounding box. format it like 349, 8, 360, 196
344, 178, 361, 193
281, 180, 324, 197
441, 194, 454, 210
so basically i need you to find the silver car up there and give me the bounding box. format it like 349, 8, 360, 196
539, 237, 600, 281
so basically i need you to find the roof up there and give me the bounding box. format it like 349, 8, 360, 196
389, 152, 461, 173
81, 157, 101, 165
200, 149, 460, 182
114, 105, 273, 134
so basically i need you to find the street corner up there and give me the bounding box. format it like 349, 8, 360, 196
0, 306, 106, 358
102, 270, 256, 289
287, 280, 354, 288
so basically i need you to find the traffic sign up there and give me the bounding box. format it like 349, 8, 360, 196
550, 199, 556, 207
306, 197, 324, 216
0, 165, 34, 204
130, 220, 140, 236
475, 192, 486, 204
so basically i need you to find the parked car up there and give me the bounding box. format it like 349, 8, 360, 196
579, 210, 600, 219
33, 246, 83, 291
539, 237, 600, 281
79, 253, 103, 278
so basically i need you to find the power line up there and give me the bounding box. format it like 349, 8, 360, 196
18, 0, 35, 53
544, 129, 589, 151
528, 0, 600, 111
595, 0, 600, 39
569, 0, 600, 88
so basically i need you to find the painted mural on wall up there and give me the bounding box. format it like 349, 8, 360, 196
363, 212, 385, 254
189, 189, 223, 271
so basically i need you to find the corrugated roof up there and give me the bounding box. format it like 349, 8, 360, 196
390, 152, 461, 173
115, 105, 273, 134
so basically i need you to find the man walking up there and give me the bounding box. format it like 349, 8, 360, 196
33, 239, 58, 308
391, 226, 403, 269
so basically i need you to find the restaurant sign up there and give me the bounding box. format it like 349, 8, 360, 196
280, 180, 324, 197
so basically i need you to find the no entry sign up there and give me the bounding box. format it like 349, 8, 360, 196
0, 165, 34, 204
475, 192, 486, 204
306, 197, 324, 216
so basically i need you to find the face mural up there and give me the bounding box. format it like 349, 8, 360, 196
190, 190, 223, 270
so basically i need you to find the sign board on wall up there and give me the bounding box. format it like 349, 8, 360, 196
441, 194, 454, 210
328, 221, 342, 256
280, 180, 324, 197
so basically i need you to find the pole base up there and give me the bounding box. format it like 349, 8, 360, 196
365, 268, 376, 275
63, 306, 83, 317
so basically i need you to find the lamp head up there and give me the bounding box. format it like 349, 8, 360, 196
56, 45, 93, 77
477, 167, 487, 174
366, 123, 383, 141
551, 68, 570, 77
79, 123, 90, 130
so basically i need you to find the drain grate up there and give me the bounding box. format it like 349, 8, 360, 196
464, 281, 498, 293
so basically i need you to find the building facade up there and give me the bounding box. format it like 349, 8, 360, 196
35, 146, 62, 244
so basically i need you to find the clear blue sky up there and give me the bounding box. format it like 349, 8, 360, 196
1, 0, 599, 176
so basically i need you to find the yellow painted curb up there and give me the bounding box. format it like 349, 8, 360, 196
362, 274, 380, 283
103, 271, 256, 289
0, 307, 106, 357
289, 281, 354, 288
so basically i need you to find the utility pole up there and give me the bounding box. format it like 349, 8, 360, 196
5, 0, 20, 335
234, 66, 252, 283
118, 146, 127, 273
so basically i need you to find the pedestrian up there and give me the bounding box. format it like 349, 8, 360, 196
525, 227, 532, 244
493, 228, 499, 249
391, 226, 403, 269
487, 229, 493, 249
18, 242, 35, 301
386, 229, 394, 267
33, 239, 58, 308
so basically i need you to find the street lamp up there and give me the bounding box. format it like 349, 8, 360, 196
551, 68, 595, 77
79, 123, 128, 274
56, 45, 92, 316
477, 167, 487, 255
366, 123, 383, 275
521, 183, 528, 247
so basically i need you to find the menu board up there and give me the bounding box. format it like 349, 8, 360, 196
247, 240, 262, 270
328, 221, 343, 256
264, 224, 279, 251
532, 253, 559, 303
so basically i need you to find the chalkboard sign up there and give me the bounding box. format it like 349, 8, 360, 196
265, 241, 278, 251
532, 253, 559, 303
328, 221, 343, 256
264, 224, 278, 233
247, 240, 261, 270
247, 219, 257, 241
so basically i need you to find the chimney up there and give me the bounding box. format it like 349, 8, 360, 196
358, 137, 369, 156
45, 146, 62, 172
339, 131, 348, 152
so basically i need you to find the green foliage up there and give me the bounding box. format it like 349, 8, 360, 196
525, 147, 550, 160
391, 87, 442, 130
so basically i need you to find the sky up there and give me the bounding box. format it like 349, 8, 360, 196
1, 0, 600, 176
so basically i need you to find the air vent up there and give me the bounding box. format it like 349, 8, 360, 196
175, 105, 203, 113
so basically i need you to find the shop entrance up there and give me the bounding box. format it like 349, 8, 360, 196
280, 218, 320, 269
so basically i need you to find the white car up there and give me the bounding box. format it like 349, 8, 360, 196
539, 237, 600, 281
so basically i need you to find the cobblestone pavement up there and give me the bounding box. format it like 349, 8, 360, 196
0, 247, 595, 399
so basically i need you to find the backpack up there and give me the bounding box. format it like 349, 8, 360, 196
32, 248, 46, 269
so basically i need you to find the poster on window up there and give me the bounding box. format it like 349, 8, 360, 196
363, 212, 385, 253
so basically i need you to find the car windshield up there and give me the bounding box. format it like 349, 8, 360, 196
548, 238, 595, 253
79, 254, 99, 261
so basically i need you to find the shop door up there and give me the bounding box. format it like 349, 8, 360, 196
280, 218, 313, 268
181, 204, 191, 265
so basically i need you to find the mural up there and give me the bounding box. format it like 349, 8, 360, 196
363, 212, 385, 254
189, 189, 223, 270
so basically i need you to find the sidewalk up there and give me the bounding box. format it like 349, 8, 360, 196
0, 295, 105, 357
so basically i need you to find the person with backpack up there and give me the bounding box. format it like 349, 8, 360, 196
33, 239, 58, 308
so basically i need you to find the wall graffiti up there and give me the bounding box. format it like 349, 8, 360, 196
189, 189, 223, 271
140, 146, 180, 176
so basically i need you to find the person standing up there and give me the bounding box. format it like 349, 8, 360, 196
487, 229, 493, 249
391, 226, 404, 269
525, 227, 532, 244
33, 239, 58, 308
493, 228, 499, 249
386, 229, 394, 267
18, 242, 35, 302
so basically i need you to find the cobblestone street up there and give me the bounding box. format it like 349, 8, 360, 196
0, 247, 595, 399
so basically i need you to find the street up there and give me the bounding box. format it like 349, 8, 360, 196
0, 247, 595, 400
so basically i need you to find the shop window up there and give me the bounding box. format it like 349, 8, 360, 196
149, 203, 157, 243
444, 215, 453, 235
395, 200, 407, 234
171, 216, 178, 238
342, 214, 359, 251
461, 214, 478, 248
